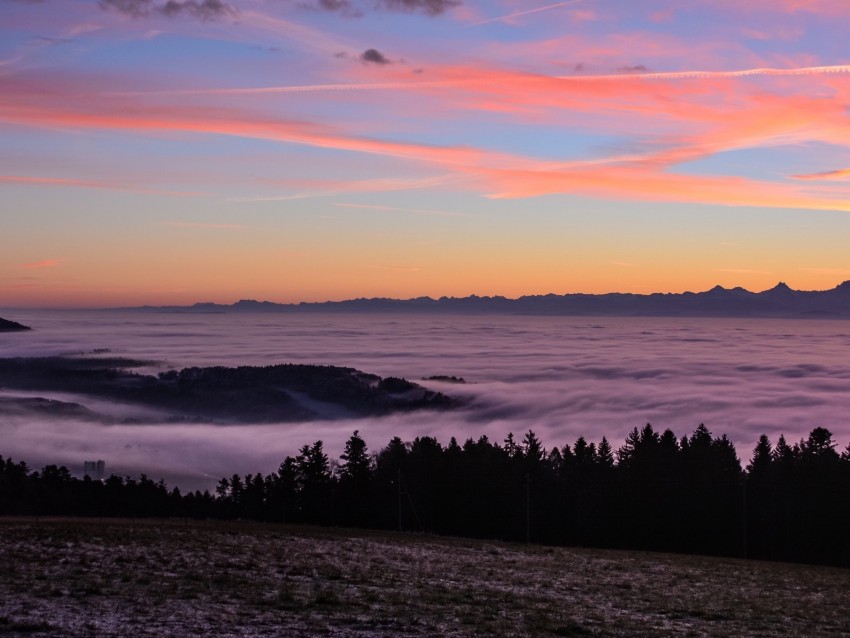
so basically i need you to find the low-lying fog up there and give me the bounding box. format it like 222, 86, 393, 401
2, 310, 850, 491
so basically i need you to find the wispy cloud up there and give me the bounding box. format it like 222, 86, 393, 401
710, 0, 850, 15
4, 92, 850, 213
335, 202, 468, 217
368, 264, 422, 272
102, 64, 850, 99
561, 64, 850, 82
715, 269, 773, 275
228, 194, 315, 203
157, 221, 245, 229
237, 10, 351, 55
102, 79, 467, 97
480, 163, 850, 212
792, 168, 850, 181
799, 267, 850, 276
7, 65, 850, 214
230, 175, 467, 201
472, 0, 585, 26
20, 259, 60, 269
0, 174, 201, 196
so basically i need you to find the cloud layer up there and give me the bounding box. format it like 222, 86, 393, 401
5, 63, 850, 213
3, 310, 849, 491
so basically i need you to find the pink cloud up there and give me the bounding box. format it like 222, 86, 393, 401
712, 0, 850, 14
368, 264, 422, 272
799, 267, 850, 275
476, 163, 850, 212
20, 259, 60, 269
0, 92, 492, 169
0, 174, 201, 196
651, 8, 675, 22
5, 64, 850, 214
473, 30, 762, 73
793, 168, 850, 181
259, 174, 467, 195
1, 175, 114, 188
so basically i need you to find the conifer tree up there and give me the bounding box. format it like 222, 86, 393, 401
596, 437, 614, 468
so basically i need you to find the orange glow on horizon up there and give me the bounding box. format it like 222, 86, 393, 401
4, 4, 850, 309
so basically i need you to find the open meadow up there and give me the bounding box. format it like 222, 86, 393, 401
1, 518, 849, 637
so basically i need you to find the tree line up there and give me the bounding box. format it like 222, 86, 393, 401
2, 424, 850, 567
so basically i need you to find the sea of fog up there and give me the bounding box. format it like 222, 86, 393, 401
2, 309, 850, 491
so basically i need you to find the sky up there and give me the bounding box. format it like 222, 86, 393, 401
3, 0, 850, 307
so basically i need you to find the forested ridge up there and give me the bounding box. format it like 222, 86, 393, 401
0, 357, 458, 422
2, 424, 850, 567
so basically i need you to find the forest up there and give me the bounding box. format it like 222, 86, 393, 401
2, 424, 849, 568
0, 357, 458, 422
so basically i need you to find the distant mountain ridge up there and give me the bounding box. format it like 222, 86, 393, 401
133, 281, 850, 318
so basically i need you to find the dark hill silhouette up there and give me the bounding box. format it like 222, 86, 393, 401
0, 396, 99, 420
0, 317, 31, 331
0, 357, 460, 423
131, 281, 850, 318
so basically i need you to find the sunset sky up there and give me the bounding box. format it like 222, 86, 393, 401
3, 0, 850, 307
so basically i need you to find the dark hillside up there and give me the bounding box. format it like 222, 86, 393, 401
0, 317, 30, 332
0, 357, 459, 422
1, 518, 849, 637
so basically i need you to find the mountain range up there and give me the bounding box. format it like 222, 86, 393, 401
135, 281, 850, 318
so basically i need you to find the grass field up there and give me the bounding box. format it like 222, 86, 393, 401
1, 518, 849, 637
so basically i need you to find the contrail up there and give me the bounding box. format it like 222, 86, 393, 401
103, 65, 850, 98
563, 65, 850, 81
0, 174, 200, 196
472, 0, 586, 26
103, 81, 464, 97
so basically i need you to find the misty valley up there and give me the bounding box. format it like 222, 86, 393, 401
3, 310, 850, 491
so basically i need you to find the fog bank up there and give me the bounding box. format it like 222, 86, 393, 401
2, 311, 850, 491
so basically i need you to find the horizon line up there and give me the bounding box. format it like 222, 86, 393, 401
3, 280, 850, 312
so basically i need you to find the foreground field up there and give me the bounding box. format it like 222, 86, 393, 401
1, 518, 849, 637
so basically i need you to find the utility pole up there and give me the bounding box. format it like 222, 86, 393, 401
525, 473, 531, 544
741, 475, 748, 559
398, 469, 403, 533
